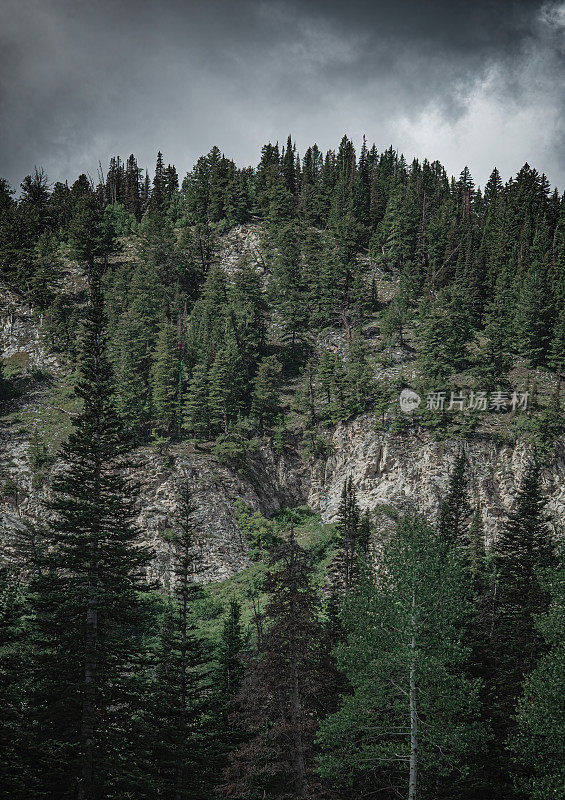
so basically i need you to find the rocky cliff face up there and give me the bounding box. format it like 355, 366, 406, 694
2, 402, 563, 585
308, 414, 564, 544
1, 229, 563, 586
0, 417, 307, 585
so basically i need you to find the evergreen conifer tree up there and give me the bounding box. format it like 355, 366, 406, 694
222, 528, 331, 799
548, 304, 565, 373
228, 257, 267, 382
151, 318, 182, 437
0, 569, 30, 800
26, 275, 152, 799
68, 195, 117, 275
514, 219, 553, 367
488, 461, 556, 796
208, 336, 246, 434
150, 151, 166, 212
334, 477, 360, 592
212, 599, 246, 777
318, 516, 486, 800
509, 557, 564, 800
344, 333, 374, 416
150, 484, 212, 799
493, 462, 555, 684
438, 451, 471, 551
184, 363, 211, 439
251, 355, 283, 434
419, 289, 472, 379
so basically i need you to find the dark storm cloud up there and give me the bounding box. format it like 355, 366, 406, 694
0, 0, 563, 191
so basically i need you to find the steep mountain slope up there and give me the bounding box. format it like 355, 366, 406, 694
1, 224, 563, 584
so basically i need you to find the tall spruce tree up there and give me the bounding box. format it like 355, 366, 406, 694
514, 219, 553, 367
438, 451, 471, 551
251, 355, 283, 434
184, 362, 211, 439
150, 484, 212, 799
418, 288, 472, 380
208, 335, 246, 435
212, 599, 246, 779
487, 461, 556, 797
493, 461, 555, 689
334, 477, 360, 592
151, 318, 182, 437
26, 275, 152, 799
509, 557, 564, 800
0, 569, 29, 800
318, 516, 486, 800
222, 528, 331, 799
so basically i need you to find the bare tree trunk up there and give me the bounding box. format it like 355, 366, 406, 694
288, 539, 308, 798
174, 543, 190, 800
251, 592, 263, 649
408, 588, 418, 800
79, 532, 98, 800
289, 659, 308, 798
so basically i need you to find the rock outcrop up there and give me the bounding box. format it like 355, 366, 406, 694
308, 414, 564, 544
2, 228, 563, 586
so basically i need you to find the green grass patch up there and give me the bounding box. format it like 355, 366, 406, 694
2, 371, 81, 463
192, 506, 338, 647
2, 351, 29, 378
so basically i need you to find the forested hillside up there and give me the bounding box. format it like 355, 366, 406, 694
0, 136, 563, 799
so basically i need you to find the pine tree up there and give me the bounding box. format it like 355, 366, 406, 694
514, 219, 553, 367
467, 506, 487, 579
29, 231, 61, 309
184, 363, 211, 439
344, 332, 374, 416
0, 361, 12, 409
212, 599, 246, 776
150, 484, 212, 799
251, 355, 283, 434
317, 350, 339, 407
419, 288, 473, 379
334, 477, 360, 592
370, 182, 408, 270
548, 304, 565, 373
124, 154, 141, 217
113, 299, 158, 442
356, 513, 372, 557
68, 195, 117, 275
151, 319, 182, 437
26, 275, 152, 799
228, 256, 267, 382
488, 461, 556, 796
208, 336, 246, 435
509, 557, 564, 800
493, 462, 555, 688
281, 134, 297, 196
187, 266, 229, 367
268, 223, 309, 356
222, 528, 331, 799
318, 516, 487, 800
381, 291, 410, 347
474, 301, 513, 392
303, 229, 339, 328
0, 569, 30, 799
150, 151, 166, 212
216, 598, 245, 718
438, 451, 471, 551
18, 168, 51, 245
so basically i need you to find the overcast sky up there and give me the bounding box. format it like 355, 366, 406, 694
1, 0, 564, 191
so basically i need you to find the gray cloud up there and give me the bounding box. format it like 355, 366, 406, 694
0, 0, 563, 191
